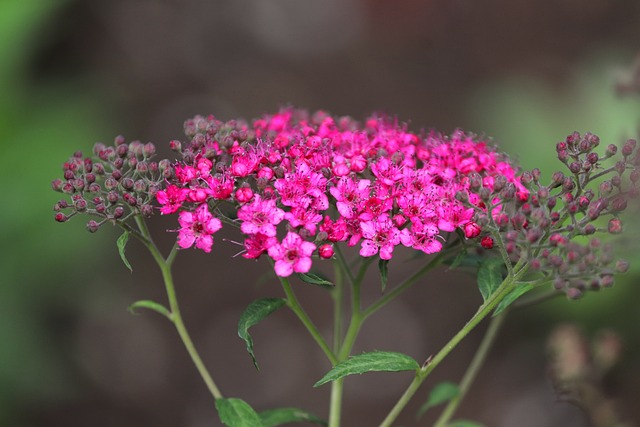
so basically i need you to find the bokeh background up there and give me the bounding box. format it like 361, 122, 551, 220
2, 0, 640, 426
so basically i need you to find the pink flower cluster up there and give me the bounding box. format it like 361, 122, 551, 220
157, 109, 523, 277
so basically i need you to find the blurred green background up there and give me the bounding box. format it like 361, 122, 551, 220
1, 0, 639, 426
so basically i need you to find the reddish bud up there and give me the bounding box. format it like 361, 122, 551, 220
480, 236, 494, 249
608, 218, 622, 234
464, 222, 482, 238
54, 212, 68, 222
318, 244, 334, 259
235, 186, 254, 203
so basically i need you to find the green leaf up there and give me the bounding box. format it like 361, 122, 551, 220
116, 230, 132, 272
378, 259, 389, 291
493, 283, 534, 316
238, 298, 286, 370
417, 381, 460, 418
314, 351, 419, 387
128, 299, 171, 320
448, 419, 485, 427
477, 258, 505, 302
259, 408, 327, 426
297, 272, 334, 288
216, 398, 263, 427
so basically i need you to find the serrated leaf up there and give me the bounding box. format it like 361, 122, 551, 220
378, 259, 389, 291
297, 272, 334, 288
259, 407, 327, 426
477, 258, 505, 302
238, 298, 286, 370
215, 398, 263, 427
128, 299, 171, 320
314, 351, 419, 387
493, 283, 534, 316
116, 230, 132, 272
449, 419, 485, 427
417, 381, 460, 418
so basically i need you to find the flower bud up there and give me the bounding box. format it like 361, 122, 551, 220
616, 259, 629, 273
608, 218, 622, 234
54, 212, 68, 222
480, 236, 493, 249
140, 204, 154, 217
113, 206, 125, 219
86, 220, 100, 233
569, 162, 581, 174
464, 222, 481, 238
235, 186, 254, 203
622, 139, 636, 157
318, 244, 334, 259
74, 198, 87, 211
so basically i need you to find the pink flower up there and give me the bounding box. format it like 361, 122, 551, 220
242, 233, 276, 259
237, 195, 285, 237
400, 220, 442, 254
359, 214, 400, 259
156, 184, 189, 214
329, 177, 371, 219
268, 232, 317, 277
177, 204, 222, 253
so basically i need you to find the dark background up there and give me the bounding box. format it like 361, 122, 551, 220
2, 0, 640, 426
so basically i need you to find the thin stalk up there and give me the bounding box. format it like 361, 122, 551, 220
378, 262, 527, 427
432, 311, 507, 427
329, 261, 346, 427
133, 216, 223, 400
279, 276, 338, 365
329, 378, 345, 427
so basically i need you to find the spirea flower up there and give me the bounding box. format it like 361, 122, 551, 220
177, 204, 222, 253
54, 108, 637, 287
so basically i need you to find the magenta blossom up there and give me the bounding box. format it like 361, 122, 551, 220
157, 184, 189, 214
177, 203, 222, 253
359, 214, 401, 260
268, 232, 317, 277
237, 194, 285, 237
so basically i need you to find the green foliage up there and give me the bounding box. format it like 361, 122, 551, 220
314, 351, 419, 387
477, 258, 505, 302
493, 283, 534, 316
128, 300, 171, 320
238, 298, 286, 369
216, 398, 263, 427
378, 259, 389, 291
297, 272, 334, 288
417, 381, 460, 418
259, 407, 327, 426
117, 230, 133, 272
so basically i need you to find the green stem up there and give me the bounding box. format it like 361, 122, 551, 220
279, 276, 338, 365
329, 260, 346, 427
378, 262, 527, 427
329, 378, 345, 427
133, 216, 223, 400
433, 311, 507, 427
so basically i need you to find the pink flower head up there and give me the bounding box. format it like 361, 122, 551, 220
274, 162, 328, 210
267, 232, 317, 277
329, 177, 371, 219
237, 194, 285, 237
156, 184, 189, 214
400, 220, 443, 254
359, 214, 400, 259
177, 204, 222, 253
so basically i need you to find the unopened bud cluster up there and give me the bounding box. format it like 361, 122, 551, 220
461, 132, 638, 298
52, 136, 165, 232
